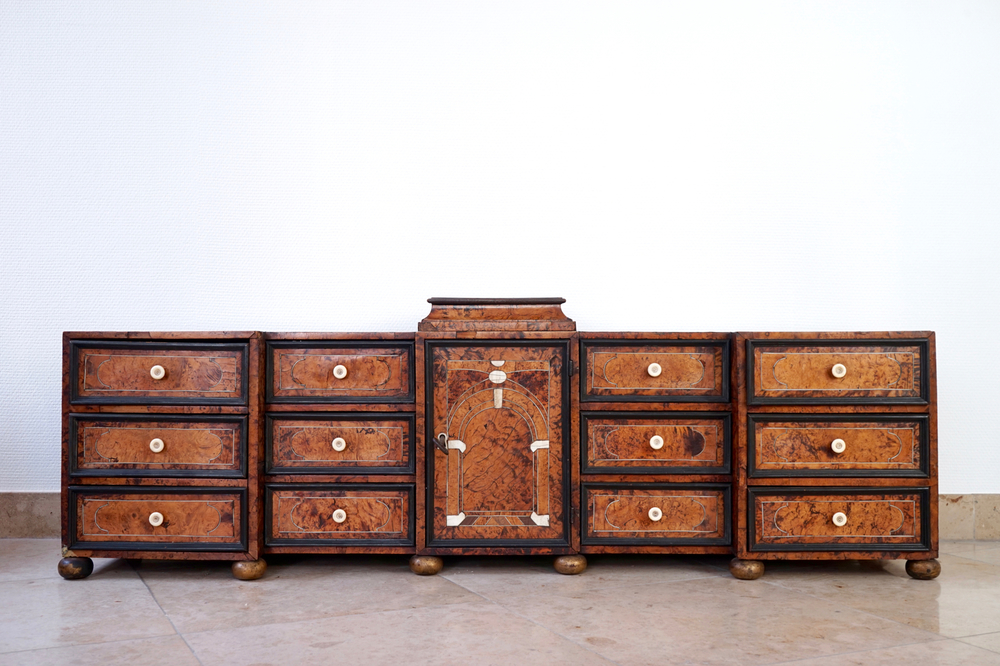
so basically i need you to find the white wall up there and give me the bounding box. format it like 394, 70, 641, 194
2, 1, 998, 493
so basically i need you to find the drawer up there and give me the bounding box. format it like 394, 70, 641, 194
266, 484, 414, 546
748, 488, 931, 552
582, 483, 730, 546
747, 339, 929, 405
267, 342, 415, 403
748, 415, 929, 478
68, 487, 246, 551
70, 415, 246, 478
581, 340, 729, 402
70, 342, 247, 405
267, 414, 414, 474
582, 412, 730, 474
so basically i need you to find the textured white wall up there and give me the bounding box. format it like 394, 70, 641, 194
2, 1, 998, 493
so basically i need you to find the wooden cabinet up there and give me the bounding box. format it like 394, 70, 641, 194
59, 304, 939, 582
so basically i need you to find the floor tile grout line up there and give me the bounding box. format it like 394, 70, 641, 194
953, 629, 1000, 641
756, 637, 968, 666
131, 561, 205, 666
0, 633, 182, 657
437, 570, 728, 600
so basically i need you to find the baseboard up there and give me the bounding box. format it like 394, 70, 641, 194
0, 492, 996, 540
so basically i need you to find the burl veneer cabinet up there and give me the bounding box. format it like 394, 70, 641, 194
59, 300, 939, 582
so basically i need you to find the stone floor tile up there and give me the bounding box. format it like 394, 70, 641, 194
0, 560, 175, 653
939, 541, 1000, 556
136, 554, 481, 634
772, 639, 1000, 665
958, 632, 1000, 655
185, 601, 615, 666
0, 635, 198, 666
487, 575, 939, 666
0, 539, 66, 583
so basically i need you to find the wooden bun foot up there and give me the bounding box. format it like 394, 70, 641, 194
409, 555, 443, 575
729, 558, 764, 580
906, 559, 941, 580
231, 559, 267, 581
554, 554, 587, 575
58, 557, 94, 580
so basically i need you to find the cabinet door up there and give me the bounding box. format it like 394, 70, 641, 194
426, 341, 569, 548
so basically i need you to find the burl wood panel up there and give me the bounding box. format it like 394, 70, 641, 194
583, 486, 728, 544
73, 490, 243, 544
267, 486, 412, 545
419, 298, 576, 332
582, 342, 727, 401
269, 343, 414, 402
750, 489, 928, 550
73, 343, 246, 403
268, 415, 412, 473
583, 413, 729, 473
71, 416, 244, 476
427, 342, 568, 546
750, 416, 927, 477
750, 341, 926, 403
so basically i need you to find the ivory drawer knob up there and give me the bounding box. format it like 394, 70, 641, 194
149, 438, 165, 453
150, 365, 166, 380
649, 435, 664, 450
332, 509, 347, 524
648, 507, 663, 521
831, 438, 847, 454
333, 364, 348, 380
332, 437, 347, 452
831, 363, 847, 378
832, 512, 848, 527
149, 512, 164, 527
647, 362, 662, 378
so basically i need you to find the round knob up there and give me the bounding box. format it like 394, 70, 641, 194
649, 435, 664, 450
333, 364, 348, 380
831, 438, 847, 454
332, 509, 347, 524
831, 363, 847, 378
150, 365, 166, 380
832, 512, 848, 527
647, 362, 662, 377
148, 512, 164, 527
149, 438, 164, 453
332, 437, 347, 452
648, 507, 663, 521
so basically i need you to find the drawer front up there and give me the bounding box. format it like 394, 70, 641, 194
582, 484, 730, 545
267, 414, 414, 474
581, 341, 729, 402
267, 342, 414, 403
71, 342, 247, 405
749, 415, 929, 478
266, 484, 414, 546
749, 488, 930, 552
748, 340, 929, 405
69, 487, 246, 551
70, 415, 245, 478
582, 412, 730, 474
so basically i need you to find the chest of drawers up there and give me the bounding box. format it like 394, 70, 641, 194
58, 302, 939, 582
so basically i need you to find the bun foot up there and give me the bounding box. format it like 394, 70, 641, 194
554, 554, 587, 575
730, 558, 764, 580
906, 559, 941, 580
232, 559, 267, 581
410, 555, 443, 575
58, 557, 94, 580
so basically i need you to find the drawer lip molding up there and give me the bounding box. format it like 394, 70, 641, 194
581, 482, 731, 547
67, 486, 248, 552
265, 412, 416, 475
581, 411, 731, 475
580, 339, 731, 403
747, 414, 930, 479
69, 414, 248, 479
266, 341, 416, 404
70, 341, 249, 406
746, 338, 930, 406
264, 483, 415, 548
746, 487, 932, 553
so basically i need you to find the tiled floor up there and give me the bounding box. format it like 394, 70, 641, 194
3, 541, 1000, 665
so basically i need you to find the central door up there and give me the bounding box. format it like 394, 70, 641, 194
426, 341, 569, 548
